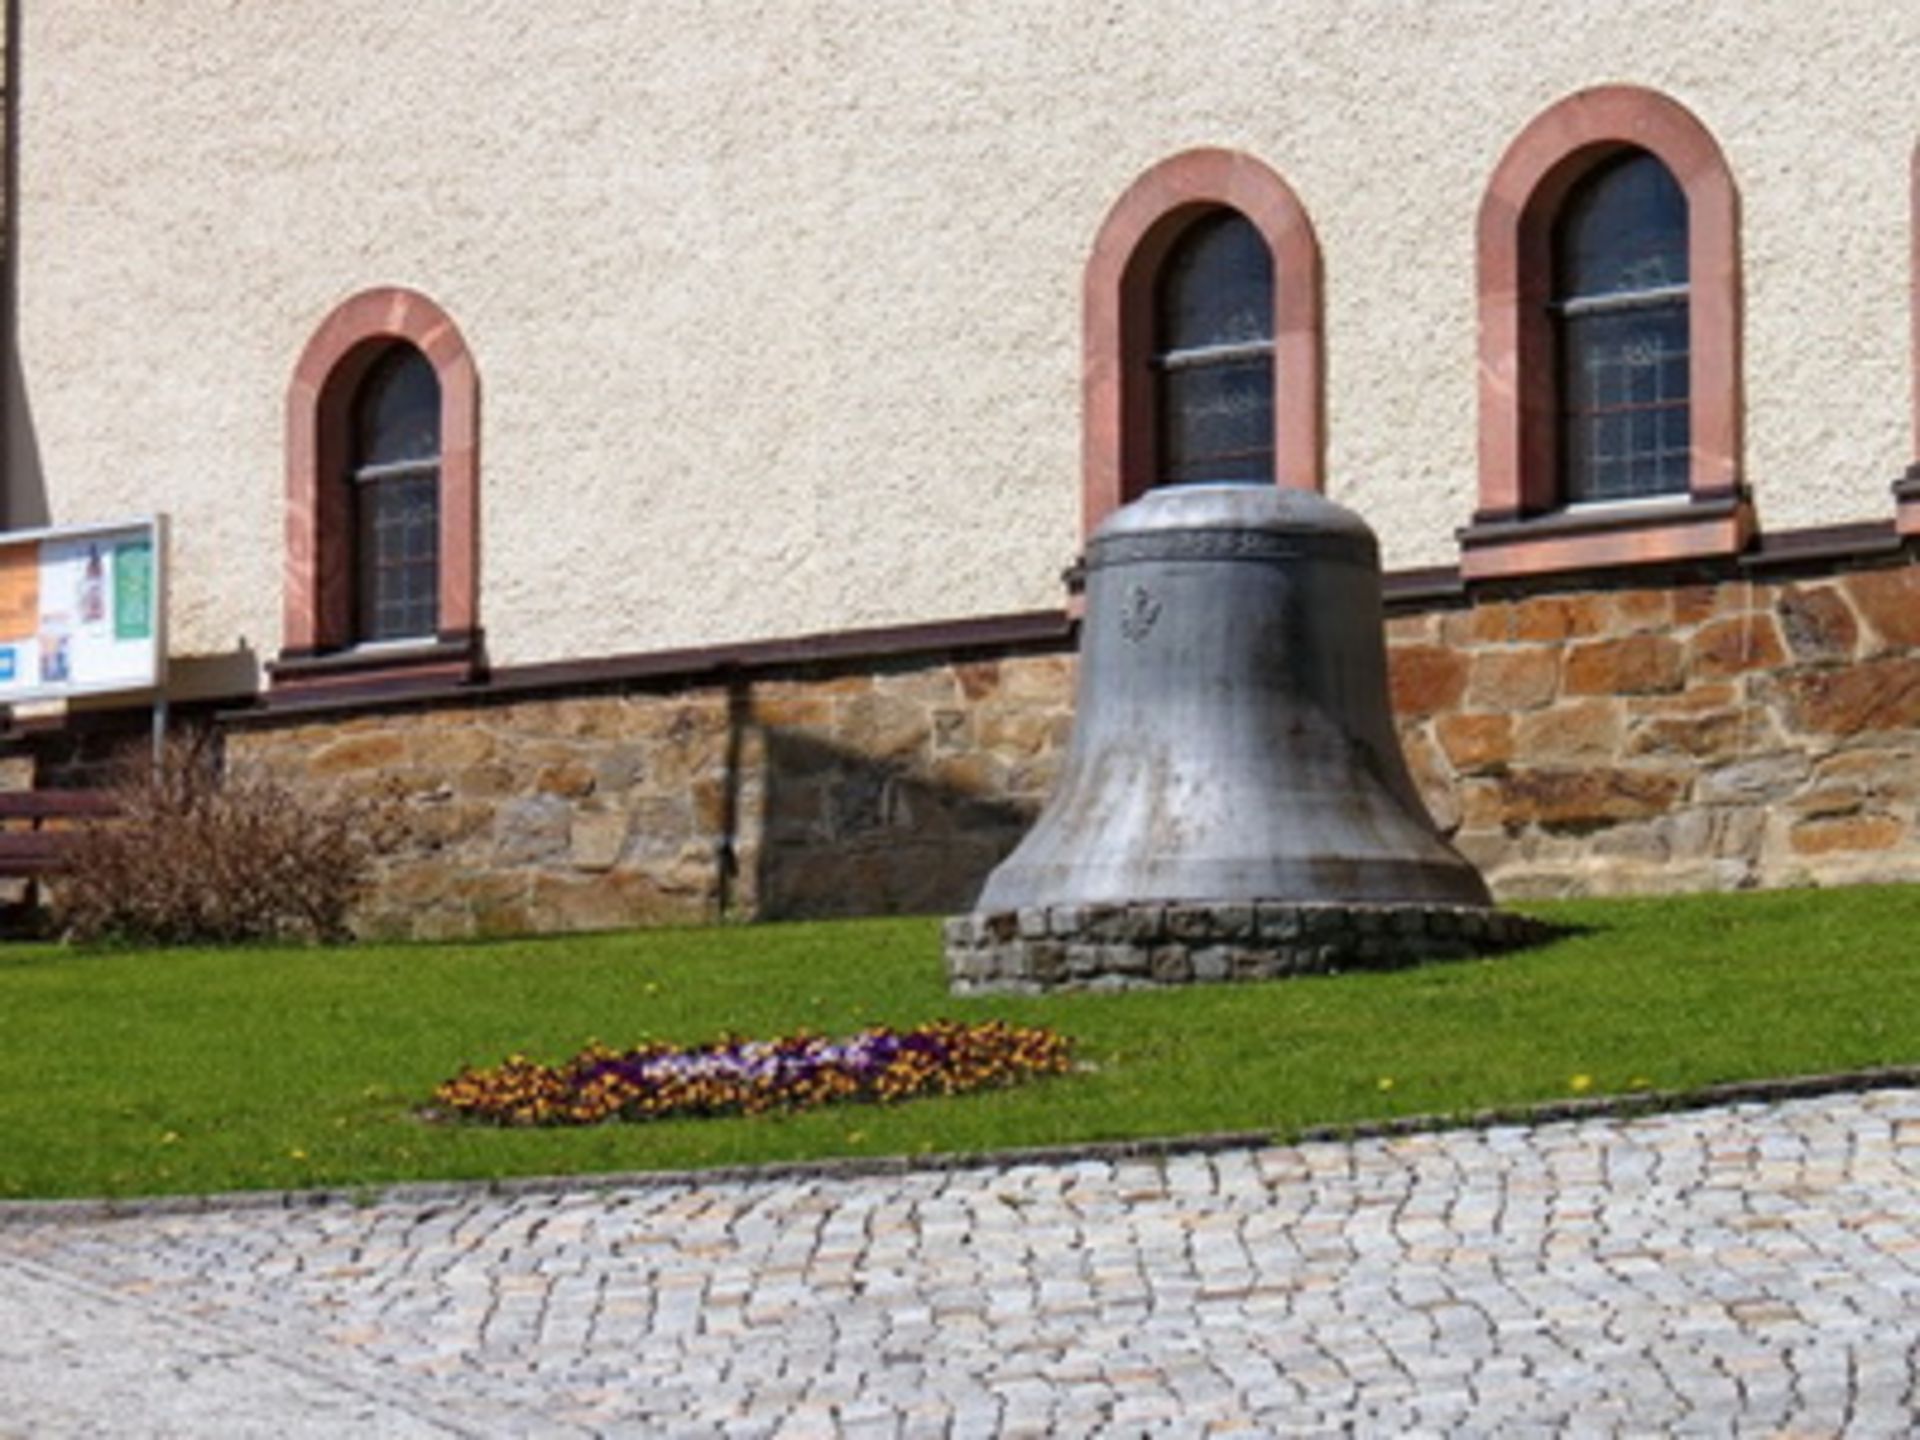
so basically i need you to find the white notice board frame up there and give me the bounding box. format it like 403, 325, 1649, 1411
0, 515, 168, 706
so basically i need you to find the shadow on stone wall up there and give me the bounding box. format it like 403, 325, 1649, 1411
749, 726, 1036, 921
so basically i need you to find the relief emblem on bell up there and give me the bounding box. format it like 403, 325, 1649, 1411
944, 483, 1546, 993
1119, 584, 1161, 643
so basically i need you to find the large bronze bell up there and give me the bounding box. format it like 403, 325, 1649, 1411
944, 483, 1535, 993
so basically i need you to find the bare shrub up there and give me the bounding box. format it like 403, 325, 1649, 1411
54, 741, 384, 945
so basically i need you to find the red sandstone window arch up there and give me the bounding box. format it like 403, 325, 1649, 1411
1464, 86, 1751, 580
1083, 148, 1324, 538
275, 286, 480, 690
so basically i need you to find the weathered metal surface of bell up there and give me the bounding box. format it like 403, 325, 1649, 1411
945, 483, 1538, 993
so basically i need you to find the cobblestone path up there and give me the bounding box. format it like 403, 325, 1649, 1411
4, 1088, 1920, 1436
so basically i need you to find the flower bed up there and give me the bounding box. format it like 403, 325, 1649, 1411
434, 1020, 1073, 1127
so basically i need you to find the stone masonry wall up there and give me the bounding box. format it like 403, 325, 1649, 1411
227, 655, 1075, 940
1387, 558, 1920, 898
220, 553, 1920, 938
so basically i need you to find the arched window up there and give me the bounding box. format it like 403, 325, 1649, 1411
350, 345, 441, 642
1553, 151, 1690, 504
275, 287, 480, 694
1083, 148, 1323, 536
1467, 87, 1748, 580
1154, 211, 1276, 487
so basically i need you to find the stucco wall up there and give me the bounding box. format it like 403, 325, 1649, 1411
12, 3, 1916, 686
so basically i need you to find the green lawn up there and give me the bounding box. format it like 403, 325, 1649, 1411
2, 884, 1917, 1201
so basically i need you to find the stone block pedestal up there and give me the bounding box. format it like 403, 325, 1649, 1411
943, 901, 1552, 994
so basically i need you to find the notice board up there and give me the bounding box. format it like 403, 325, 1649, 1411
0, 517, 166, 704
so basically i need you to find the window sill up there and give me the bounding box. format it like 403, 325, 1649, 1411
266, 632, 482, 706
1457, 490, 1753, 582
1894, 466, 1920, 538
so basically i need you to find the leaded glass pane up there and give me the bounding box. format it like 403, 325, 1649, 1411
349, 343, 441, 643
1158, 356, 1276, 486
1555, 150, 1688, 300
354, 346, 440, 466
1558, 303, 1690, 502
1152, 209, 1275, 486
355, 473, 439, 641
1553, 149, 1691, 504
1157, 212, 1273, 352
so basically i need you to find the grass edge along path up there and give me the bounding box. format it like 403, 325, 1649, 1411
6, 1062, 1917, 1226
1, 883, 1917, 1201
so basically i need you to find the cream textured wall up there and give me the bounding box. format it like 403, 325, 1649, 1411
13, 2, 1917, 685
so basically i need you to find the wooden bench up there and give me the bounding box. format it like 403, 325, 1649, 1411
0, 790, 122, 878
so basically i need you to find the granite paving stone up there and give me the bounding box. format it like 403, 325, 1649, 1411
4, 1088, 1920, 1434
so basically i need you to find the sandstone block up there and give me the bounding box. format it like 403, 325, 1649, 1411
536, 759, 597, 798
1592, 822, 1670, 862
1493, 767, 1687, 828
569, 808, 629, 871
624, 795, 698, 859
1668, 806, 1767, 862
873, 665, 961, 707
1789, 814, 1906, 855
1564, 635, 1683, 696
1466, 647, 1560, 711
1435, 713, 1514, 773
1688, 614, 1787, 678
835, 692, 930, 763
591, 745, 649, 793
404, 799, 492, 850
1008, 751, 1064, 800
1398, 727, 1461, 833
1458, 779, 1509, 831
1510, 593, 1608, 642
930, 750, 1009, 797
1775, 657, 1920, 736
1672, 582, 1743, 628
1840, 565, 1920, 650
1514, 700, 1622, 764
1789, 785, 1863, 819
931, 708, 970, 753
751, 691, 835, 731
1629, 683, 1740, 716
417, 726, 496, 768
308, 732, 408, 777
976, 705, 1057, 759
1438, 600, 1512, 645
493, 795, 572, 864
953, 660, 1001, 702
1625, 709, 1747, 760
1386, 611, 1438, 645
1388, 644, 1470, 717
1695, 752, 1810, 804
1610, 589, 1671, 631
1776, 584, 1859, 661
1812, 747, 1920, 801
999, 655, 1074, 703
